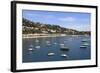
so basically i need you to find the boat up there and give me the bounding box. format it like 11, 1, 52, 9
60, 44, 64, 47
35, 46, 40, 49
48, 52, 55, 56
61, 54, 68, 57
81, 39, 88, 42
28, 45, 34, 51
80, 42, 89, 48
82, 42, 89, 46
28, 47, 34, 51
80, 45, 87, 48
60, 47, 69, 51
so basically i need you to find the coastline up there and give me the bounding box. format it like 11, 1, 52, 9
22, 34, 90, 38
22, 34, 66, 38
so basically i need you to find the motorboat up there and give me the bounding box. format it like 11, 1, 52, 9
61, 54, 68, 57
80, 45, 87, 48
28, 45, 34, 51
35, 46, 40, 49
48, 52, 55, 56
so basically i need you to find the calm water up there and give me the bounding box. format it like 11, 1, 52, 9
22, 35, 91, 63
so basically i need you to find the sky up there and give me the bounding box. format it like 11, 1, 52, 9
22, 10, 91, 31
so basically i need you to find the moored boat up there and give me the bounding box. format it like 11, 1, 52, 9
28, 45, 34, 51
48, 52, 55, 56
82, 42, 89, 46
35, 46, 40, 49
60, 47, 69, 51
61, 54, 68, 57
80, 45, 87, 48
28, 47, 34, 51
81, 39, 88, 42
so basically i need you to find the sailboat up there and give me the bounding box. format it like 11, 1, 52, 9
28, 45, 34, 51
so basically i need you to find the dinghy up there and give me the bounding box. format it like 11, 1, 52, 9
28, 48, 33, 51
80, 45, 87, 48
81, 39, 88, 42
35, 46, 40, 49
61, 54, 68, 57
60, 47, 69, 51
48, 52, 55, 56
82, 42, 89, 46
60, 44, 69, 51
28, 45, 34, 51
60, 44, 64, 47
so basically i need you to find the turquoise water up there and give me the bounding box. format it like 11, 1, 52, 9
22, 35, 91, 63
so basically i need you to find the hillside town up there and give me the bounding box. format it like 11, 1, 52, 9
22, 18, 90, 35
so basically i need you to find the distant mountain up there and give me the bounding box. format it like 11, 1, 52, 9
22, 18, 90, 35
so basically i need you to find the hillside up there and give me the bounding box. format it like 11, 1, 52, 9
22, 18, 90, 35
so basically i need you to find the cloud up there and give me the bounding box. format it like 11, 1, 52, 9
59, 17, 76, 22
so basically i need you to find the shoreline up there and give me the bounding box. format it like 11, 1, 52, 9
22, 34, 66, 38
22, 34, 90, 38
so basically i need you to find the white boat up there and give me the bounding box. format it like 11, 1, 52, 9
60, 47, 69, 51
48, 53, 55, 56
80, 42, 89, 48
28, 45, 34, 51
35, 46, 40, 49
80, 45, 87, 48
60, 44, 64, 47
28, 48, 34, 51
82, 42, 89, 46
61, 54, 68, 57
81, 39, 88, 42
